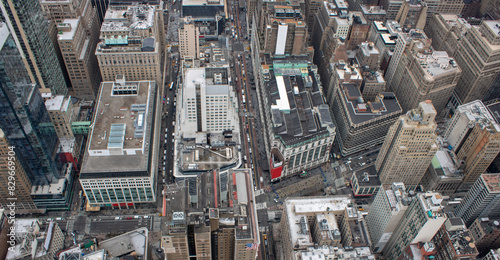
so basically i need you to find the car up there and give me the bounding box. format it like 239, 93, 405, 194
165, 134, 168, 138
115, 217, 121, 220
126, 217, 133, 220
143, 216, 151, 219
358, 156, 363, 160
358, 208, 365, 211
165, 128, 168, 133
134, 216, 140, 219
360, 162, 366, 166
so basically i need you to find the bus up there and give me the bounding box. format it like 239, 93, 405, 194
170, 81, 175, 90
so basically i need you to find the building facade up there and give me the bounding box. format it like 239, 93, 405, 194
469, 217, 500, 254
444, 100, 500, 184
95, 4, 163, 85
263, 6, 308, 56
453, 20, 500, 104
0, 24, 62, 185
45, 95, 75, 139
257, 57, 336, 181
0, 0, 69, 95
375, 101, 439, 188
393, 49, 461, 114
179, 17, 200, 59
79, 77, 159, 209
366, 183, 411, 253
382, 192, 447, 259
331, 83, 402, 156
454, 173, 500, 226
0, 129, 37, 211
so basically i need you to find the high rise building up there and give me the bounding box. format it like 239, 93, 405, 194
6, 219, 64, 259
453, 20, 500, 104
346, 13, 370, 50
483, 248, 500, 260
280, 197, 375, 260
45, 95, 75, 139
304, 0, 321, 37
179, 17, 200, 59
0, 0, 69, 95
375, 101, 439, 188
420, 138, 464, 195
263, 6, 308, 56
256, 57, 336, 181
429, 217, 479, 260
392, 48, 461, 114
444, 100, 500, 184
180, 67, 238, 134
454, 173, 500, 226
55, 2, 101, 100
468, 217, 500, 254
0, 129, 37, 212
79, 76, 159, 209
0, 23, 62, 185
395, 0, 427, 30
331, 83, 402, 156
366, 183, 412, 254
424, 14, 470, 57
95, 4, 163, 85
162, 169, 259, 260
385, 29, 430, 95
382, 192, 447, 259
356, 42, 381, 72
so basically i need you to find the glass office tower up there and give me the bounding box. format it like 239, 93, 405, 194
0, 23, 61, 185
0, 0, 68, 95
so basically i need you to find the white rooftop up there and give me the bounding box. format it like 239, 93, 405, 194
58, 19, 79, 41
45, 95, 71, 112
457, 100, 500, 133
285, 197, 352, 251
272, 76, 290, 111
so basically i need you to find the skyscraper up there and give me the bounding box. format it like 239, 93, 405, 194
382, 192, 447, 259
0, 0, 69, 95
0, 129, 37, 211
454, 173, 500, 226
0, 23, 61, 185
366, 183, 412, 254
444, 100, 500, 184
179, 17, 200, 59
391, 48, 461, 115
375, 101, 439, 188
95, 4, 163, 85
453, 20, 500, 104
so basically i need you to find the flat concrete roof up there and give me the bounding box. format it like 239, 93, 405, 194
80, 80, 156, 177
58, 19, 79, 41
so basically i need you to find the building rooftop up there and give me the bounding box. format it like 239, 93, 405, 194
359, 42, 380, 56
414, 50, 460, 79
82, 250, 106, 260
457, 100, 500, 133
102, 5, 155, 31
284, 197, 353, 249
300, 246, 375, 259
57, 19, 79, 41
339, 83, 402, 125
417, 192, 445, 218
384, 182, 412, 211
98, 228, 148, 258
475, 217, 500, 235
354, 165, 381, 187
372, 21, 388, 32
7, 219, 61, 260
265, 61, 335, 146
361, 5, 386, 15
481, 20, 500, 46
31, 164, 72, 194
80, 79, 156, 178
429, 137, 464, 178
182, 0, 224, 5
45, 95, 71, 112
481, 174, 500, 193
443, 218, 479, 256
